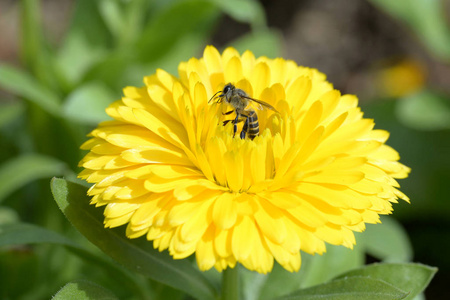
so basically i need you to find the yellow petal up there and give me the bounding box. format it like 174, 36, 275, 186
250, 61, 270, 98
254, 198, 287, 244
224, 56, 243, 84
195, 225, 217, 271
212, 193, 238, 229
224, 151, 243, 192
133, 107, 188, 149
203, 45, 222, 74
286, 76, 311, 114
231, 216, 257, 260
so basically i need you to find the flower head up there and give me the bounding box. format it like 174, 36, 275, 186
79, 46, 410, 274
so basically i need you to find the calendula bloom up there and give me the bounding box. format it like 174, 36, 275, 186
79, 46, 410, 274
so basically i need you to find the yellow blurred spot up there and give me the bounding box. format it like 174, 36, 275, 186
377, 59, 426, 98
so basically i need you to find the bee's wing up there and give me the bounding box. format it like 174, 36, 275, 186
242, 96, 279, 113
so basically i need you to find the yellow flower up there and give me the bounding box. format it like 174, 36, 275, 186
79, 46, 410, 274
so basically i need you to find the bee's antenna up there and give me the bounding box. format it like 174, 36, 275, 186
208, 90, 222, 103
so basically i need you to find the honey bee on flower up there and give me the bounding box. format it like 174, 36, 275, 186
209, 83, 279, 140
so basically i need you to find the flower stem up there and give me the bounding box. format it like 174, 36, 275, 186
222, 266, 239, 300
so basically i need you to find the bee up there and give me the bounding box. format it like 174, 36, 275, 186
209, 83, 278, 140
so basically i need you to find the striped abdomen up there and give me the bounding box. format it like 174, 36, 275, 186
245, 110, 259, 140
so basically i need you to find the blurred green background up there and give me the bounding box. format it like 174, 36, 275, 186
0, 0, 449, 299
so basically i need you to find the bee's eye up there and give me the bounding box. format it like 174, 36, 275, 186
223, 85, 231, 93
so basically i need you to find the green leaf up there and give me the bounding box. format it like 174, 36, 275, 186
335, 263, 438, 300
82, 51, 133, 89
119, 0, 148, 45
255, 262, 301, 300
53, 280, 119, 300
360, 216, 413, 262
63, 82, 115, 124
209, 0, 266, 29
50, 178, 217, 300
276, 276, 408, 300
136, 0, 219, 63
0, 154, 66, 203
97, 0, 125, 42
0, 102, 25, 129
0, 206, 19, 225
258, 245, 364, 300
368, 0, 450, 61
0, 222, 148, 298
395, 89, 450, 131
96, 0, 148, 47
0, 239, 41, 299
0, 222, 80, 249
300, 245, 365, 289
20, 0, 42, 67
0, 64, 61, 116
241, 268, 267, 300
20, 0, 58, 89
55, 0, 112, 88
64, 0, 113, 48
123, 32, 206, 86
55, 32, 107, 89
229, 29, 283, 58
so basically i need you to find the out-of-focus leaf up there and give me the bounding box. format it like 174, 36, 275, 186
368, 0, 450, 61
51, 178, 217, 300
258, 244, 364, 300
395, 89, 450, 131
82, 52, 132, 90
0, 222, 80, 249
0, 102, 24, 128
86, 0, 219, 87
0, 222, 147, 298
0, 206, 19, 225
0, 65, 61, 116
64, 0, 112, 48
20, 0, 58, 90
53, 280, 119, 300
298, 245, 365, 289
123, 33, 206, 86
209, 0, 266, 29
55, 0, 112, 88
240, 268, 267, 300
275, 276, 407, 300
97, 0, 148, 46
56, 32, 107, 89
335, 263, 437, 300
229, 29, 283, 58
0, 240, 40, 299
98, 0, 125, 42
119, 0, 148, 45
63, 82, 115, 124
360, 216, 413, 262
255, 262, 302, 300
20, 0, 42, 68
136, 0, 219, 63
0, 154, 66, 203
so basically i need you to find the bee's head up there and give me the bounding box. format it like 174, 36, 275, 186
219, 83, 235, 103
221, 83, 234, 96
209, 83, 235, 103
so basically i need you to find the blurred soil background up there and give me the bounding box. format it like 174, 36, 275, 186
1, 0, 449, 299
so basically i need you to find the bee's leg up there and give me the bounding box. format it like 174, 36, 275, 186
240, 117, 249, 139
233, 114, 240, 138
222, 110, 234, 115
223, 117, 244, 126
